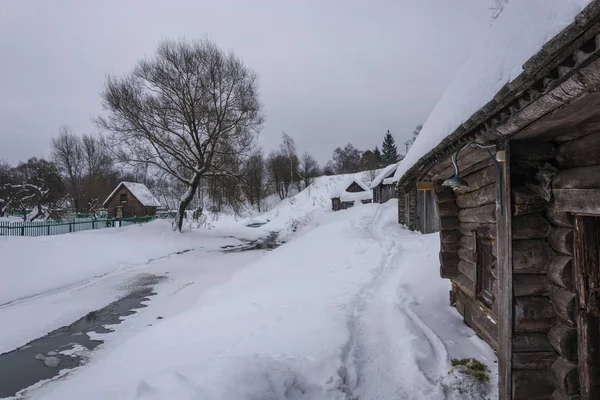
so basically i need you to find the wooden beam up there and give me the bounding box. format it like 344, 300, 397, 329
496, 141, 513, 400
512, 186, 547, 216
512, 333, 553, 352
551, 357, 579, 395
548, 228, 574, 256
456, 184, 496, 208
459, 223, 496, 239
556, 131, 600, 169
511, 141, 555, 161
514, 297, 557, 333
573, 215, 600, 400
551, 287, 578, 326
512, 351, 558, 370
548, 322, 578, 361
546, 201, 574, 228
513, 239, 556, 274
553, 165, 600, 189
513, 274, 551, 297
547, 256, 574, 290
512, 213, 551, 240
553, 189, 600, 214
458, 204, 496, 223
512, 370, 555, 400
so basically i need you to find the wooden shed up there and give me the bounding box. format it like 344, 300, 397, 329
370, 162, 400, 204
331, 179, 372, 211
395, 2, 600, 399
102, 182, 161, 218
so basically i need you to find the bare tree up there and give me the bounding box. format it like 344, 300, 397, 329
51, 126, 84, 211
96, 38, 264, 231
280, 132, 298, 188
330, 144, 363, 174
297, 152, 320, 188
81, 134, 112, 211
242, 150, 268, 211
491, 0, 509, 20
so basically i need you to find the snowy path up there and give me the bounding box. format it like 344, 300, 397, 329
7, 202, 496, 400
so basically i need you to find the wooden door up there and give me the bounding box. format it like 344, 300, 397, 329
574, 215, 600, 400
115, 206, 123, 219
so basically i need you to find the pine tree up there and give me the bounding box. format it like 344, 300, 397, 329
373, 146, 382, 165
381, 130, 399, 166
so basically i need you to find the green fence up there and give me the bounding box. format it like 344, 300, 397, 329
0, 215, 171, 237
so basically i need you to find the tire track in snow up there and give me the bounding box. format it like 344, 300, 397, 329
329, 205, 450, 399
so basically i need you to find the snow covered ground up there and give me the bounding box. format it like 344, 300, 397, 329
1, 177, 497, 399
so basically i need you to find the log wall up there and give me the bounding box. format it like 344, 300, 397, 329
432, 162, 501, 350
509, 130, 600, 399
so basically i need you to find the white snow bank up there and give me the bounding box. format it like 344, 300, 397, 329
0, 219, 265, 307
393, 0, 591, 183
29, 202, 497, 400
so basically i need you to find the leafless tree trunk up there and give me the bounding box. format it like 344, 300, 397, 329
96, 38, 264, 231
51, 126, 84, 211
298, 152, 320, 189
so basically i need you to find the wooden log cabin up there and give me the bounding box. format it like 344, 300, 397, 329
370, 162, 400, 204
395, 2, 600, 399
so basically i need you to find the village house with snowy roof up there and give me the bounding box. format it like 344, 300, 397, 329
330, 178, 372, 211
102, 182, 161, 219
370, 161, 400, 204
392, 1, 600, 399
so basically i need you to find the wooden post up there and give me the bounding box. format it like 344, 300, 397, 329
573, 215, 600, 400
496, 141, 513, 400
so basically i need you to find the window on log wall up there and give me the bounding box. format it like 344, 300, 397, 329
476, 233, 495, 308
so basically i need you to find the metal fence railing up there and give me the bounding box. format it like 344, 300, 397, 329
0, 213, 173, 237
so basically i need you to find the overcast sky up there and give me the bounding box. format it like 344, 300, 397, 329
0, 0, 491, 165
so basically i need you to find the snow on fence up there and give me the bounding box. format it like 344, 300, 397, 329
0, 214, 173, 237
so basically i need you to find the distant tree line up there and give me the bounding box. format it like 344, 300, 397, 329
1, 36, 422, 231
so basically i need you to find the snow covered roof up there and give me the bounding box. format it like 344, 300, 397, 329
393, 0, 595, 184
370, 162, 400, 188
102, 182, 161, 207
330, 178, 371, 200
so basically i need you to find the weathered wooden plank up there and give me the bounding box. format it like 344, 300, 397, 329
459, 165, 498, 194
573, 215, 600, 400
512, 185, 547, 216
432, 181, 456, 203
437, 201, 459, 217
458, 204, 496, 223
556, 131, 600, 169
551, 357, 579, 395
514, 297, 556, 333
459, 223, 497, 239
440, 217, 460, 231
513, 239, 556, 274
548, 228, 574, 256
512, 213, 551, 240
440, 229, 462, 243
546, 201, 574, 228
441, 241, 462, 252
553, 165, 600, 189
553, 189, 600, 214
513, 351, 558, 370
460, 234, 474, 251
551, 287, 578, 326
548, 322, 578, 361
512, 333, 553, 352
511, 141, 556, 161
457, 247, 475, 264
552, 389, 581, 400
454, 273, 475, 298
496, 141, 512, 400
514, 274, 551, 297
458, 259, 476, 282
440, 251, 459, 267
456, 184, 496, 209
431, 148, 492, 181
512, 370, 555, 400
548, 256, 574, 290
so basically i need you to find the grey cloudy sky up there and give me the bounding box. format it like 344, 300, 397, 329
0, 0, 490, 165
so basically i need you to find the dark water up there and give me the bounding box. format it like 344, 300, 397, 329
246, 222, 267, 228
221, 232, 282, 252
0, 274, 165, 399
